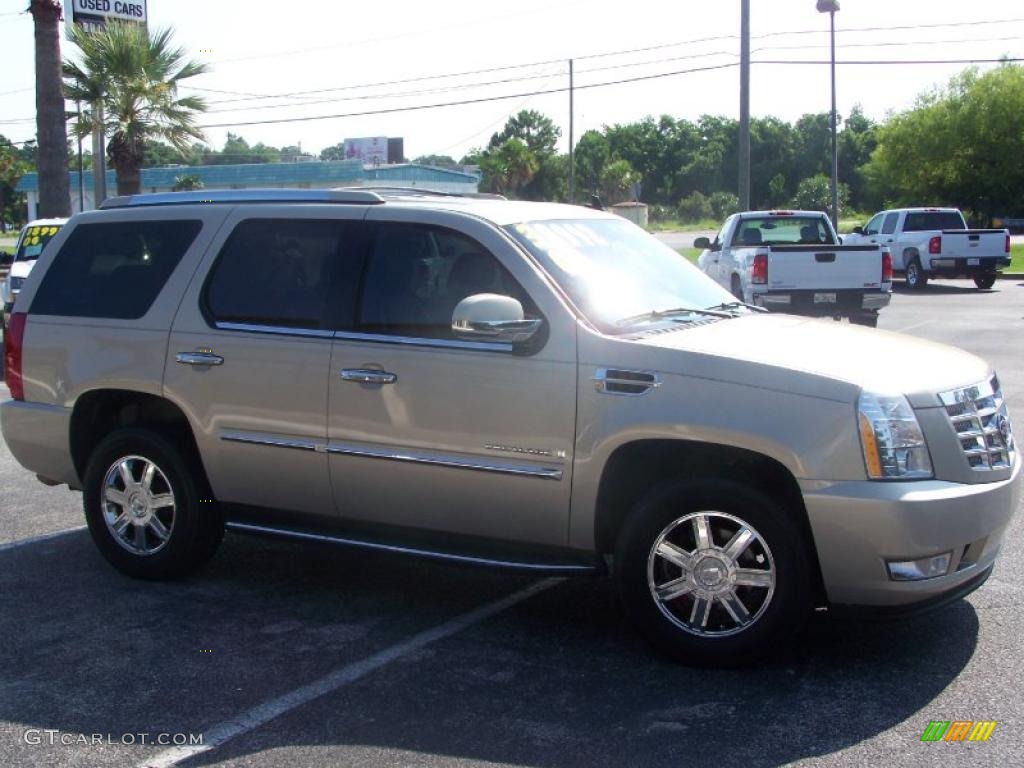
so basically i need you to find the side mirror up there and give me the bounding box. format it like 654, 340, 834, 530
851, 225, 864, 235
452, 293, 543, 345
693, 236, 711, 250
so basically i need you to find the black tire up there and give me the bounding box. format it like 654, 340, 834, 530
905, 258, 928, 289
614, 478, 810, 667
850, 311, 879, 327
83, 428, 223, 580
973, 274, 996, 290
731, 275, 743, 301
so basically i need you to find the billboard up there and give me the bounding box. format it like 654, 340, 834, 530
344, 137, 389, 166
65, 0, 148, 34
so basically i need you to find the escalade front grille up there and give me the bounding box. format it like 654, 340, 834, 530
939, 375, 1015, 471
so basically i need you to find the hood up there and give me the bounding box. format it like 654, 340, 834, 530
9, 260, 36, 279
635, 313, 991, 407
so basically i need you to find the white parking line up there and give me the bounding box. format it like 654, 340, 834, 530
139, 577, 560, 768
892, 319, 931, 334
0, 525, 87, 553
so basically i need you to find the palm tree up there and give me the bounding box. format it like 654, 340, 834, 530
30, 0, 71, 217
64, 23, 208, 196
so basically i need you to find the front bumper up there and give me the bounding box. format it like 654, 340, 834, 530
802, 457, 1020, 607
753, 289, 891, 316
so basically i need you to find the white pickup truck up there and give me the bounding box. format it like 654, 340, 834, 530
843, 207, 1011, 289
696, 210, 891, 326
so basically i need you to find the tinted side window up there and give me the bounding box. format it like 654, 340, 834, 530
357, 223, 535, 340
206, 219, 361, 330
881, 212, 899, 235
31, 220, 200, 319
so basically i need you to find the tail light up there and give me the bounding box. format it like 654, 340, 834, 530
5, 312, 26, 401
1007, 234, 1011, 254
751, 252, 768, 284
928, 236, 941, 254
882, 250, 893, 283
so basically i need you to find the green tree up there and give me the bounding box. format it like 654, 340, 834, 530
30, 0, 70, 217
837, 105, 878, 211
413, 154, 457, 167
64, 23, 208, 195
792, 174, 849, 214
677, 190, 713, 222
320, 142, 346, 162
0, 136, 30, 231
573, 130, 610, 194
599, 158, 640, 205
864, 64, 1024, 219
489, 110, 560, 156
476, 138, 539, 197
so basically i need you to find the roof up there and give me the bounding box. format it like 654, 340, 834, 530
14, 161, 477, 193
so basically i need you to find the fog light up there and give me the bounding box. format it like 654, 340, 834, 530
887, 552, 952, 581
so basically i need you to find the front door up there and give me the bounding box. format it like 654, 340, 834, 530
326, 215, 577, 547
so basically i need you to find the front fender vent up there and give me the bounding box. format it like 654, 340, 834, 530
593, 368, 661, 396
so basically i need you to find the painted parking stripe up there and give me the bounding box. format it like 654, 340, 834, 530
140, 577, 560, 768
0, 526, 87, 553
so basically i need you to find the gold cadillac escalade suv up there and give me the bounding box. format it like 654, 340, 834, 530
2, 189, 1019, 666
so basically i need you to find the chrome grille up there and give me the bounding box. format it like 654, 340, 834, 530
939, 375, 1015, 471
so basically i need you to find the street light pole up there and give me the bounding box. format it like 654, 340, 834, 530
817, 0, 840, 228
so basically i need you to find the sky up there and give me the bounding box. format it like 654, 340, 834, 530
1, 0, 1022, 162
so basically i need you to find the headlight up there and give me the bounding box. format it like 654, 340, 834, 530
10, 276, 24, 291
858, 391, 933, 479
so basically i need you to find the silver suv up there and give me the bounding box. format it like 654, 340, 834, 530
2, 189, 1019, 666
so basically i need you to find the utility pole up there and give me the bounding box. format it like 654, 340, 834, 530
817, 0, 840, 227
76, 100, 84, 212
568, 58, 575, 204
91, 102, 106, 208
738, 0, 750, 210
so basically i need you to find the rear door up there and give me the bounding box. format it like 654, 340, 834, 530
164, 205, 368, 518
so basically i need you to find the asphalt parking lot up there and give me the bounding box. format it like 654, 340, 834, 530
1, 278, 1022, 768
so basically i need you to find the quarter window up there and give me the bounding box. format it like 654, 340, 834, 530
357, 223, 534, 339
31, 220, 200, 319
205, 219, 362, 329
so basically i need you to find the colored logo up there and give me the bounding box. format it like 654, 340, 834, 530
920, 720, 997, 742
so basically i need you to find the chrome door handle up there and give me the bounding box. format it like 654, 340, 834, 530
176, 351, 224, 366
340, 368, 397, 385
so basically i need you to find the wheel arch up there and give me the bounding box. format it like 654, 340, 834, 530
593, 438, 827, 605
69, 388, 208, 489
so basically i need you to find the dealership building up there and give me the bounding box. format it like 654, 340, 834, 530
16, 160, 481, 219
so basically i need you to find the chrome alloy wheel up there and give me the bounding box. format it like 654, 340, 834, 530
646, 511, 776, 637
100, 455, 176, 555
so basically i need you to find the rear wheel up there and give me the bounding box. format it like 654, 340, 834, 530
905, 258, 928, 289
614, 478, 810, 667
973, 274, 996, 289
83, 428, 223, 580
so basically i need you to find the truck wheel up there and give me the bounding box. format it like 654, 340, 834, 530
850, 311, 879, 328
905, 258, 928, 289
83, 428, 223, 580
614, 478, 810, 667
731, 275, 743, 301
973, 274, 996, 289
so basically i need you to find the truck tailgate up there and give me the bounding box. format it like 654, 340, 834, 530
765, 245, 883, 291
938, 230, 1007, 258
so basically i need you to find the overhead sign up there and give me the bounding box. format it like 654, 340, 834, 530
65, 0, 148, 34
344, 137, 388, 166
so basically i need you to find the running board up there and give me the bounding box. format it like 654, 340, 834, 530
225, 522, 598, 574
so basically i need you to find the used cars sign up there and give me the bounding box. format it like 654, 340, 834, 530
65, 0, 147, 33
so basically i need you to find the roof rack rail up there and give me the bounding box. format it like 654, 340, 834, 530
335, 186, 506, 201
100, 188, 385, 209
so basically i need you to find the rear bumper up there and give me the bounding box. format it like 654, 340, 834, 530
923, 256, 1011, 277
753, 289, 891, 316
802, 458, 1020, 608
0, 399, 79, 488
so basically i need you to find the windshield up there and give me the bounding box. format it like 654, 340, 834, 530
732, 215, 835, 246
16, 223, 63, 262
506, 217, 735, 333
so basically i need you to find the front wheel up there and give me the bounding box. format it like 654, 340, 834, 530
973, 274, 997, 289
83, 428, 223, 580
615, 479, 810, 667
